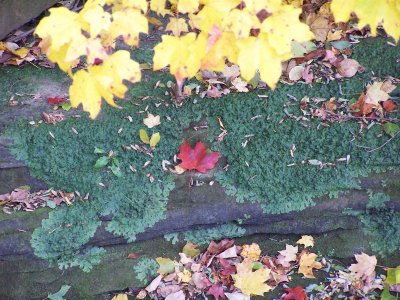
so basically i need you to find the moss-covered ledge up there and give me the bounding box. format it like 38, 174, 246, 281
0, 37, 400, 299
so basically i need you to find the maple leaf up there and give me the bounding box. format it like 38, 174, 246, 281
207, 285, 226, 300
175, 0, 200, 14
109, 8, 148, 47
69, 50, 141, 118
282, 286, 308, 300
153, 33, 206, 84
220, 258, 236, 276
240, 243, 261, 261
296, 235, 314, 248
232, 259, 272, 296
166, 18, 189, 37
156, 257, 176, 275
177, 140, 220, 173
143, 113, 161, 128
278, 244, 298, 263
298, 252, 322, 278
182, 243, 201, 257
365, 81, 396, 106
331, 0, 400, 41
348, 253, 377, 280
150, 0, 171, 16
47, 97, 67, 105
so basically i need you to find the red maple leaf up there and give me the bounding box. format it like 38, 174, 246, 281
282, 286, 308, 300
219, 258, 236, 276
177, 140, 220, 173
207, 285, 226, 300
47, 97, 67, 105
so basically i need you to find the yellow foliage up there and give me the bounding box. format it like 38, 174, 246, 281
240, 243, 262, 261
153, 33, 206, 83
232, 259, 272, 296
70, 51, 141, 118
331, 0, 400, 41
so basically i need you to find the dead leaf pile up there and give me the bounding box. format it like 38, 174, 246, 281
0, 187, 76, 213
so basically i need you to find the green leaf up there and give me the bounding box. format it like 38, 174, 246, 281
109, 164, 122, 177
291, 40, 317, 57
156, 257, 175, 275
61, 101, 71, 111
182, 243, 200, 257
331, 40, 352, 50
139, 129, 150, 144
381, 285, 396, 300
386, 266, 400, 285
383, 122, 400, 138
48, 285, 71, 300
94, 147, 105, 154
150, 132, 161, 148
252, 262, 263, 270
94, 156, 110, 168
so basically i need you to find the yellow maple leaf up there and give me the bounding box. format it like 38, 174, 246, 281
261, 3, 314, 55
189, 6, 225, 32
296, 235, 314, 247
235, 34, 289, 89
109, 8, 148, 46
240, 243, 262, 261
166, 18, 189, 36
298, 252, 322, 278
199, 0, 242, 12
107, 0, 148, 12
153, 33, 206, 83
150, 0, 171, 16
176, 0, 200, 14
223, 9, 260, 39
70, 50, 141, 118
232, 259, 272, 296
79, 3, 112, 38
35, 7, 88, 51
331, 0, 400, 41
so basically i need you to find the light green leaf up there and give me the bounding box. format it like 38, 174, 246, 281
381, 285, 396, 300
156, 257, 175, 275
331, 40, 351, 50
48, 285, 71, 300
182, 243, 200, 257
291, 40, 317, 57
61, 101, 71, 111
94, 147, 105, 154
139, 129, 150, 144
150, 132, 161, 148
109, 165, 122, 177
386, 266, 400, 285
383, 123, 400, 138
94, 156, 110, 168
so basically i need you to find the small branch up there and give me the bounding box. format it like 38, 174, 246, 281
352, 131, 400, 153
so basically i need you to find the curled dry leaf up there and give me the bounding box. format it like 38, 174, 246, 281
336, 58, 360, 78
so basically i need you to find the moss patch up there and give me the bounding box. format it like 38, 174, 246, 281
3, 37, 400, 270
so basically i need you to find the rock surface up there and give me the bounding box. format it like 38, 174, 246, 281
0, 0, 59, 40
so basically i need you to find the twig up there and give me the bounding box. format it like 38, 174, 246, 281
7, 28, 35, 43
352, 131, 400, 153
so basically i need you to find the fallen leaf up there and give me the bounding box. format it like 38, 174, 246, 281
127, 252, 141, 259
383, 123, 400, 137
348, 253, 377, 280
301, 65, 313, 84
225, 292, 250, 300
166, 17, 189, 37
337, 59, 360, 78
365, 82, 393, 106
296, 235, 314, 248
111, 294, 128, 300
48, 97, 67, 105
220, 258, 236, 276
143, 113, 161, 128
207, 285, 226, 300
282, 286, 308, 300
278, 244, 298, 266
382, 100, 397, 112
177, 140, 220, 173
240, 243, 261, 261
183, 243, 201, 257
156, 257, 176, 275
289, 65, 305, 81
165, 290, 185, 300
218, 245, 238, 259
231, 77, 249, 92
298, 252, 322, 278
232, 259, 272, 296
145, 275, 162, 293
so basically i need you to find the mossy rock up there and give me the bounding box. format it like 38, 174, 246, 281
0, 37, 399, 299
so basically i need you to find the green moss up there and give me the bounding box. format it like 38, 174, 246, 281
183, 224, 246, 245
3, 37, 400, 271
133, 257, 158, 284
353, 192, 400, 256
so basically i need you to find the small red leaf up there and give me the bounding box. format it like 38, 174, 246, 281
219, 258, 236, 276
207, 285, 226, 300
177, 140, 220, 173
382, 99, 397, 112
47, 97, 67, 105
282, 286, 308, 300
